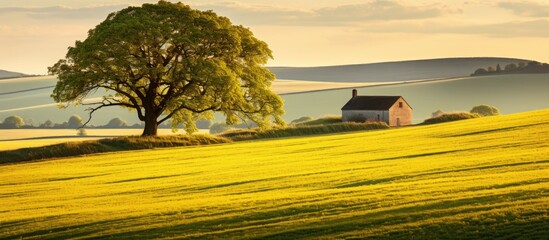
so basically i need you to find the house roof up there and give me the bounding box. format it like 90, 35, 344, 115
341, 96, 406, 110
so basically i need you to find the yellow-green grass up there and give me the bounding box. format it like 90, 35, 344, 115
1, 110, 548, 239
0, 137, 104, 151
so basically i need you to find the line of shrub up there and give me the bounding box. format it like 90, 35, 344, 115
421, 112, 480, 125
221, 122, 389, 141
1, 120, 388, 164
0, 134, 231, 164
294, 116, 342, 126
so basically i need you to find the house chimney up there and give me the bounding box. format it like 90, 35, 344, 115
352, 89, 358, 98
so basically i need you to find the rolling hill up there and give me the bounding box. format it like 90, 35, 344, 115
0, 109, 548, 239
269, 57, 528, 82
0, 69, 27, 79
282, 73, 549, 123
1, 62, 548, 126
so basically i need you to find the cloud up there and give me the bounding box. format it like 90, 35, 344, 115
498, 1, 549, 17
0, 5, 127, 20
315, 1, 456, 23
361, 19, 549, 38
456, 19, 549, 38
195, 2, 310, 25
195, 0, 458, 26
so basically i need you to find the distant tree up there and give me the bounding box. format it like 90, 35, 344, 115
496, 64, 502, 72
25, 118, 35, 127
234, 120, 258, 129
1, 116, 25, 128
40, 120, 54, 128
472, 68, 488, 76
528, 61, 541, 67
104, 118, 128, 128
504, 63, 518, 71
68, 115, 83, 128
209, 123, 232, 134
196, 120, 212, 129
472, 61, 549, 76
470, 104, 500, 116
49, 1, 284, 136
432, 110, 444, 118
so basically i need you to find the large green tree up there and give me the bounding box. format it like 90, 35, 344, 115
49, 1, 284, 136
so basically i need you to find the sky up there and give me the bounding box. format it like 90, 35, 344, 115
1, 0, 549, 75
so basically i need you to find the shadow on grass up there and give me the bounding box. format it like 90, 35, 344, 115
107, 173, 188, 184
0, 215, 142, 240
16, 190, 544, 239
336, 159, 549, 188
443, 122, 549, 138
257, 192, 548, 239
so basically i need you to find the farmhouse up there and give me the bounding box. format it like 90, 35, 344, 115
341, 89, 412, 127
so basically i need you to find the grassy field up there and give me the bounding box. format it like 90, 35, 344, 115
1, 109, 548, 239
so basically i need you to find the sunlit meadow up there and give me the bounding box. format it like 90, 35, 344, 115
1, 109, 548, 238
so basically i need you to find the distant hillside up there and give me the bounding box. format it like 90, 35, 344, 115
269, 57, 528, 82
2, 74, 549, 126
281, 74, 549, 123
0, 69, 27, 79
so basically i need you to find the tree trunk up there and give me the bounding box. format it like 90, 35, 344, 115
142, 116, 158, 136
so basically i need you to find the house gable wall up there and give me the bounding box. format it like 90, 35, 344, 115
388, 97, 413, 126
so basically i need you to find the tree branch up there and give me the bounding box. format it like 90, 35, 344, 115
81, 101, 135, 128
99, 84, 145, 120
158, 105, 219, 124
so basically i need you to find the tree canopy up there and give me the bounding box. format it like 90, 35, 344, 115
1, 116, 25, 129
49, 1, 284, 136
68, 115, 83, 129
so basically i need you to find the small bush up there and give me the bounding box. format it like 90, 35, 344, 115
77, 128, 88, 136
422, 112, 480, 125
470, 104, 500, 116
222, 122, 389, 141
0, 134, 231, 164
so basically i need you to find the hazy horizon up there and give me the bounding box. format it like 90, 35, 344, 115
1, 0, 549, 74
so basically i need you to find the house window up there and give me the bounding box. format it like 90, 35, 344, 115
399, 102, 403, 108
